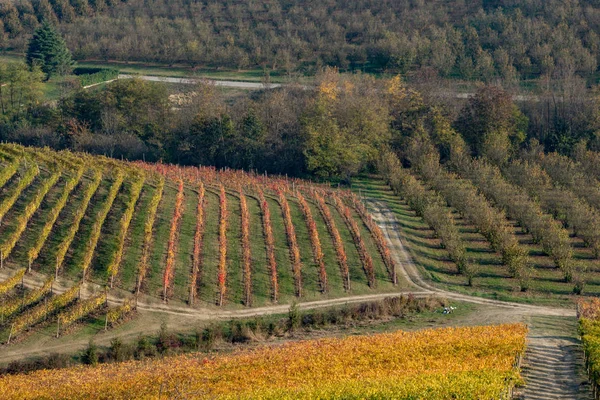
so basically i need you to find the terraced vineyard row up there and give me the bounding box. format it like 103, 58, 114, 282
0, 143, 397, 325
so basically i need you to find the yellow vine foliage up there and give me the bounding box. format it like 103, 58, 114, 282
81, 170, 124, 280
0, 172, 60, 260
58, 292, 106, 332
55, 169, 103, 277
106, 298, 136, 326
0, 324, 527, 399
0, 156, 19, 190
136, 175, 164, 294
0, 277, 53, 321
578, 299, 600, 390
28, 166, 85, 266
0, 269, 25, 297
107, 172, 145, 287
0, 163, 39, 224
10, 284, 79, 338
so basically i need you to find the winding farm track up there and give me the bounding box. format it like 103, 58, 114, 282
0, 198, 593, 397
367, 199, 592, 399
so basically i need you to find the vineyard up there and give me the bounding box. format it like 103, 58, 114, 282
0, 323, 527, 399
0, 143, 399, 343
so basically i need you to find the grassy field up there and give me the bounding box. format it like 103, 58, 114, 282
0, 53, 289, 84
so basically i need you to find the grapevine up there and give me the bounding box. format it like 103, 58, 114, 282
57, 292, 107, 336
55, 169, 102, 278
278, 190, 303, 297
258, 188, 278, 302
240, 188, 253, 305
0, 277, 53, 323
163, 179, 184, 301
0, 269, 25, 297
217, 185, 228, 306
28, 166, 85, 268
0, 172, 60, 264
8, 284, 80, 341
107, 172, 145, 287
312, 189, 350, 291
0, 163, 39, 226
80, 170, 124, 281
296, 190, 327, 293
136, 176, 164, 294
189, 181, 206, 305
333, 195, 376, 287
349, 193, 397, 285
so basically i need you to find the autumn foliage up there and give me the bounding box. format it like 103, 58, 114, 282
240, 188, 253, 306
334, 195, 375, 287
0, 324, 527, 399
163, 179, 184, 301
279, 190, 303, 297
296, 190, 327, 293
189, 182, 206, 305
217, 185, 228, 306
312, 190, 350, 291
258, 189, 279, 302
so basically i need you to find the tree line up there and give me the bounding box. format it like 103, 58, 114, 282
2, 0, 600, 82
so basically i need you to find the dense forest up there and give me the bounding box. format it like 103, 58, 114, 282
3, 0, 600, 81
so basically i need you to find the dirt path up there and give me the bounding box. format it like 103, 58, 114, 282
366, 199, 592, 400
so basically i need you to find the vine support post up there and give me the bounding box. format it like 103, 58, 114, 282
7, 323, 13, 344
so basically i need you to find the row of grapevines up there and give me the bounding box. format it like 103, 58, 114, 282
378, 151, 472, 280
278, 191, 303, 297
189, 182, 205, 305
257, 189, 278, 302
136, 176, 164, 294
8, 284, 80, 342
333, 195, 376, 287
458, 158, 574, 281
311, 189, 350, 291
217, 185, 228, 306
80, 171, 124, 281
106, 298, 136, 328
28, 166, 85, 268
0, 269, 25, 297
107, 173, 145, 287
0, 172, 60, 263
57, 292, 107, 336
240, 188, 253, 305
348, 194, 397, 285
0, 163, 39, 226
296, 190, 327, 293
414, 147, 530, 285
163, 180, 184, 301
0, 277, 53, 323
505, 160, 600, 257
0, 157, 19, 191
55, 169, 103, 278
